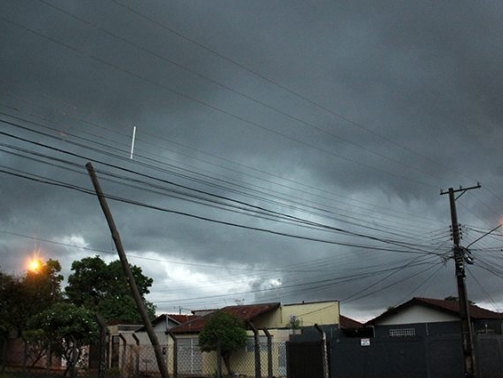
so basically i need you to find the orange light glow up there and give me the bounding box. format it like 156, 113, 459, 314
28, 257, 42, 273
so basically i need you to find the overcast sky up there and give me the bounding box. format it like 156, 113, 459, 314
1, 0, 503, 321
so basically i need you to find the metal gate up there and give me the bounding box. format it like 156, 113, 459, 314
177, 337, 202, 375
286, 340, 327, 378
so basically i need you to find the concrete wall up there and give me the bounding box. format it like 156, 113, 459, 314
280, 301, 340, 327
375, 305, 458, 325
239, 301, 340, 329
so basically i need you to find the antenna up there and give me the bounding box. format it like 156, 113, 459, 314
130, 126, 137, 159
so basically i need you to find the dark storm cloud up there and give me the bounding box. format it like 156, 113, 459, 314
2, 0, 503, 318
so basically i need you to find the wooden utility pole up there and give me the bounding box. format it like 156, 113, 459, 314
441, 184, 480, 378
86, 163, 170, 378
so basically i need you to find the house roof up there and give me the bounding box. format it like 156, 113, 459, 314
170, 302, 281, 334
366, 297, 502, 325
169, 314, 195, 324
136, 313, 195, 332
340, 315, 363, 329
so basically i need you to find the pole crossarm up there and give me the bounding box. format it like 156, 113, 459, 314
440, 183, 481, 199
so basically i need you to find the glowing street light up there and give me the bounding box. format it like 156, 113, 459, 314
28, 257, 42, 273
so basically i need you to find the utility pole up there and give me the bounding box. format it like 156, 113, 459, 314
86, 163, 170, 378
440, 184, 480, 378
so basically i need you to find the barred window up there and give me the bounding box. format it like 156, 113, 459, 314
389, 328, 415, 337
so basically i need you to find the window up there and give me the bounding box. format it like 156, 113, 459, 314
389, 328, 416, 337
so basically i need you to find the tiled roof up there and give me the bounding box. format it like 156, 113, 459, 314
170, 302, 281, 334
135, 313, 196, 332
340, 315, 363, 329
414, 297, 501, 319
366, 297, 501, 325
169, 314, 195, 324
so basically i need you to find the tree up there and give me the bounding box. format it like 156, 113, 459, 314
199, 311, 247, 375
0, 259, 63, 337
24, 258, 63, 306
22, 329, 50, 368
0, 261, 64, 369
0, 270, 20, 334
65, 256, 155, 322
28, 302, 99, 377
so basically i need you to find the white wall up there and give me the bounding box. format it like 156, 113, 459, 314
376, 305, 458, 325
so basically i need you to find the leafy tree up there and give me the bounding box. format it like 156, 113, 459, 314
0, 270, 19, 333
22, 329, 50, 368
65, 256, 155, 322
199, 311, 247, 375
0, 259, 63, 337
24, 259, 64, 314
28, 302, 99, 377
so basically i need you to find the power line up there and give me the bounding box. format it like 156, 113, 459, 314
0, 122, 443, 252
107, 0, 478, 187
0, 13, 442, 190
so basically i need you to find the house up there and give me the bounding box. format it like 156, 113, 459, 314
317, 298, 503, 378
106, 314, 194, 374
366, 297, 502, 338
339, 314, 373, 338
169, 300, 340, 377
134, 313, 195, 344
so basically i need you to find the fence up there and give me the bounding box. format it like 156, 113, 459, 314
116, 342, 287, 378
1, 336, 287, 378
287, 331, 503, 378
7, 327, 503, 378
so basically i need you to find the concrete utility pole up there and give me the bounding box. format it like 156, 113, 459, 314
86, 163, 170, 378
314, 324, 330, 378
440, 184, 480, 378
